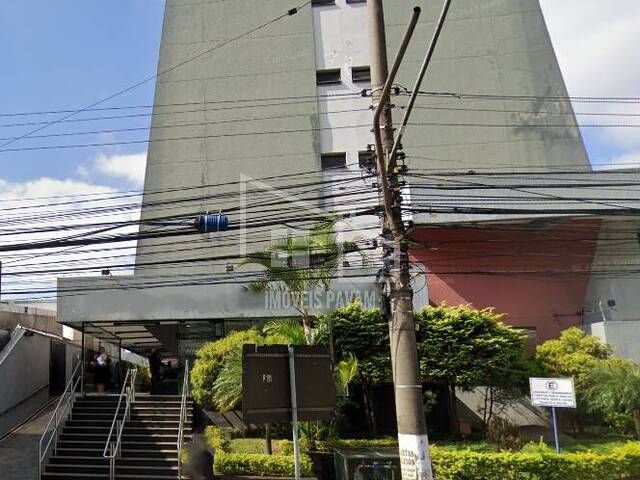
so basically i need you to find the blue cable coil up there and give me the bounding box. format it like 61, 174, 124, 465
195, 213, 229, 233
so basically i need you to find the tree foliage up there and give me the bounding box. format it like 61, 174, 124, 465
415, 304, 531, 431
239, 219, 362, 344
415, 305, 528, 388
536, 327, 614, 432
536, 327, 612, 387
335, 354, 359, 394
325, 302, 391, 383
191, 329, 264, 407
585, 359, 640, 439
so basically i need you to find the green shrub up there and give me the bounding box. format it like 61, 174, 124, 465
486, 416, 524, 451
429, 443, 640, 480
279, 438, 397, 455
191, 329, 264, 406
279, 439, 640, 479
214, 452, 313, 477
204, 426, 231, 453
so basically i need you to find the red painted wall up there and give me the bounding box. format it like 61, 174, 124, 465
410, 219, 601, 342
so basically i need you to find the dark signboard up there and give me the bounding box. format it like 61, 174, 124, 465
242, 344, 336, 424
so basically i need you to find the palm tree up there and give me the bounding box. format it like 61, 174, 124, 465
335, 354, 359, 396
263, 319, 308, 346
211, 325, 309, 454
586, 359, 640, 439
240, 219, 362, 344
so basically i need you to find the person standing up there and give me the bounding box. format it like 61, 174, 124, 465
94, 347, 111, 394
149, 348, 162, 395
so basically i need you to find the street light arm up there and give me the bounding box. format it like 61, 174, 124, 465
372, 7, 421, 239
389, 0, 453, 166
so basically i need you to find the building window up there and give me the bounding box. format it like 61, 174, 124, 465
346, 0, 367, 3
351, 66, 371, 83
312, 0, 335, 6
321, 152, 347, 170
316, 69, 341, 86
358, 150, 375, 169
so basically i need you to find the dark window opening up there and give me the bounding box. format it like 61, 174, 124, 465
346, 0, 367, 4
316, 69, 342, 86
321, 152, 347, 170
351, 66, 371, 83
358, 150, 375, 170
312, 0, 335, 6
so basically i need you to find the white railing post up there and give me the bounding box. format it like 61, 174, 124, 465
38, 360, 83, 479
110, 444, 115, 480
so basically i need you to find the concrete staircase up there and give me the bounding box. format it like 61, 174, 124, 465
41, 395, 193, 479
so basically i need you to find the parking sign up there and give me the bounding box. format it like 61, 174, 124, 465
529, 377, 576, 408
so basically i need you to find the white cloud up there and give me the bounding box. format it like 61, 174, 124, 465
94, 152, 147, 187
0, 176, 141, 300
539, 1, 640, 151
593, 152, 640, 171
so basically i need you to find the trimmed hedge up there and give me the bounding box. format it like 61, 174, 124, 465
204, 427, 313, 477
215, 452, 313, 477
281, 439, 640, 480
430, 443, 640, 480
280, 438, 397, 455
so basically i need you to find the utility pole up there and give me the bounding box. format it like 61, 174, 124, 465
368, 2, 452, 480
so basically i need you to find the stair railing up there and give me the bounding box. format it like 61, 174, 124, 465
177, 360, 190, 479
38, 360, 83, 478
103, 367, 137, 480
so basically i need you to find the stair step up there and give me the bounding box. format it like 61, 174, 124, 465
49, 456, 178, 467
59, 433, 186, 442
58, 440, 180, 450
46, 463, 179, 474
42, 473, 179, 479
45, 396, 193, 478
62, 427, 186, 435
66, 419, 191, 426
56, 448, 179, 458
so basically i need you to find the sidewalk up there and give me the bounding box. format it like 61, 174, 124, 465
0, 401, 56, 480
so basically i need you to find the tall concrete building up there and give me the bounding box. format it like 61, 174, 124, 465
58, 0, 640, 361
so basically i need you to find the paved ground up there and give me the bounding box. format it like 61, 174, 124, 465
0, 401, 56, 480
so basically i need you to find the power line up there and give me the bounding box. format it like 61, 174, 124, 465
0, 1, 311, 149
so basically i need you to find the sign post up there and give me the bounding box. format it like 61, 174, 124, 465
529, 377, 576, 453
288, 345, 301, 480
242, 344, 336, 480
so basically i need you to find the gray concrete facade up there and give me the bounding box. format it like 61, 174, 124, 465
137, 0, 324, 276
58, 1, 640, 360
0, 303, 59, 337
391, 0, 589, 176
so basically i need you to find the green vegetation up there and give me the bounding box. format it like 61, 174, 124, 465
240, 219, 362, 344
536, 326, 612, 428
586, 359, 640, 439
429, 442, 640, 480
191, 329, 264, 407
215, 452, 313, 477
415, 305, 533, 433
321, 302, 390, 435
191, 299, 640, 479
205, 427, 312, 477
536, 327, 640, 436
278, 436, 640, 480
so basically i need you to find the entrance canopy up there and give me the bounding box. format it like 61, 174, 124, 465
57, 269, 406, 355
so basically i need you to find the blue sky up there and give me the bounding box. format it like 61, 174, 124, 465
0, 0, 164, 188
1, 0, 639, 194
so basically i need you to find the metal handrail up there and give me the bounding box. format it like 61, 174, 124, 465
177, 360, 190, 479
103, 368, 137, 480
38, 360, 82, 478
